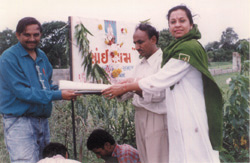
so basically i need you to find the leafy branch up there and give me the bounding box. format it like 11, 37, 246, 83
74, 23, 110, 84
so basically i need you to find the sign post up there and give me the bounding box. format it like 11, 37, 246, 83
68, 16, 140, 158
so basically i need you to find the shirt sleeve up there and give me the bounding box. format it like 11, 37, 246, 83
133, 92, 167, 114
141, 89, 165, 103
0, 57, 62, 105
117, 152, 141, 163
117, 92, 134, 102
138, 58, 192, 93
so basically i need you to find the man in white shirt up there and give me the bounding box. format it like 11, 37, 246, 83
119, 23, 169, 163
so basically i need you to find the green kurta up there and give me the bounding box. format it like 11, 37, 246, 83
162, 24, 223, 150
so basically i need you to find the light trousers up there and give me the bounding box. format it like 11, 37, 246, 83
135, 107, 169, 163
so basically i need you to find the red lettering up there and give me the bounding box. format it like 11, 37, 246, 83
101, 49, 109, 64
92, 52, 101, 64
92, 50, 131, 64
123, 53, 131, 63
119, 53, 123, 63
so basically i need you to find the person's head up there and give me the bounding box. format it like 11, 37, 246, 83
167, 5, 194, 39
87, 129, 116, 161
42, 142, 69, 159
16, 17, 42, 52
133, 23, 159, 59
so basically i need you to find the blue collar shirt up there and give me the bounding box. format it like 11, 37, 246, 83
0, 42, 62, 117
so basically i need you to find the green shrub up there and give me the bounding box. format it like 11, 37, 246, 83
220, 74, 249, 162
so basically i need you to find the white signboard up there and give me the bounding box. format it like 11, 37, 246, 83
69, 16, 140, 84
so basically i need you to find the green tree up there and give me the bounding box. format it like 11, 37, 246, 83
205, 41, 221, 62
220, 27, 238, 47
219, 27, 239, 60
214, 48, 227, 61
219, 27, 239, 61
40, 21, 69, 68
205, 41, 220, 52
158, 29, 174, 51
0, 29, 18, 55
205, 27, 240, 62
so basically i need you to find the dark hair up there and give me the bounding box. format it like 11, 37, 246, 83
87, 129, 115, 150
16, 17, 42, 34
167, 5, 193, 25
42, 142, 69, 158
135, 23, 159, 44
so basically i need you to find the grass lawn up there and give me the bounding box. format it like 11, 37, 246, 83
213, 72, 239, 101
209, 62, 232, 69
213, 72, 239, 92
213, 72, 248, 108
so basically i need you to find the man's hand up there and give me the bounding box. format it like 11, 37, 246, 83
61, 90, 80, 100
102, 84, 128, 99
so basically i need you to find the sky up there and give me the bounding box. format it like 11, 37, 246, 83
0, 0, 249, 46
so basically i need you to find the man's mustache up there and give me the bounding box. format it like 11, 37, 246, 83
26, 41, 38, 44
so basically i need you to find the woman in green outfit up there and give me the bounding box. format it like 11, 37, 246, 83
103, 5, 223, 163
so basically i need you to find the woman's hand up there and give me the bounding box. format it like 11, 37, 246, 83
102, 84, 128, 99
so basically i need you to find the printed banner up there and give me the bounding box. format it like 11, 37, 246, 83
69, 16, 140, 84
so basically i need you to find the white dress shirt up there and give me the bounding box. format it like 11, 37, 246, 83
119, 49, 167, 114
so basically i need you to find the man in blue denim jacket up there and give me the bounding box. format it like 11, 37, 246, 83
0, 17, 79, 163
